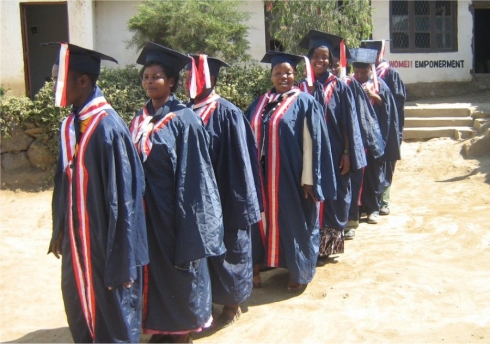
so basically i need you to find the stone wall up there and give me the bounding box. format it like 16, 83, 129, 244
1, 124, 56, 172
406, 77, 490, 101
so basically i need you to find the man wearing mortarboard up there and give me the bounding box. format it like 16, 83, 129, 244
46, 42, 148, 343
298, 30, 366, 261
361, 39, 406, 216
350, 47, 400, 226
184, 55, 262, 327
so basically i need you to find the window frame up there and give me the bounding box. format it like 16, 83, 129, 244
389, 0, 458, 53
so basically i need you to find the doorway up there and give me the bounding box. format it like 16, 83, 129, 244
473, 7, 490, 74
21, 3, 68, 99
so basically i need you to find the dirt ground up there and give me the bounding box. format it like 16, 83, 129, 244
1, 133, 490, 342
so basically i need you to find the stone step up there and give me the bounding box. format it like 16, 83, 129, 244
404, 106, 471, 118
404, 117, 474, 128
474, 118, 490, 129
403, 127, 477, 140
471, 110, 490, 119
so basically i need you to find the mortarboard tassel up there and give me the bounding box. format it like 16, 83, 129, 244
189, 54, 211, 99
340, 40, 347, 79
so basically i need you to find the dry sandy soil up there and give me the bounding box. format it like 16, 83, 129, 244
1, 134, 489, 342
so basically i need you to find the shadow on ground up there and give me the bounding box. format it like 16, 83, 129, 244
4, 327, 72, 343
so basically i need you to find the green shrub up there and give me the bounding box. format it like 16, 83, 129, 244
0, 63, 272, 163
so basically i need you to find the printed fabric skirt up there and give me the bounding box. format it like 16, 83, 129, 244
319, 227, 344, 257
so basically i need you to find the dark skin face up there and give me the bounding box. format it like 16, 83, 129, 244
271, 62, 295, 93
51, 64, 93, 107
331, 57, 341, 77
353, 66, 383, 107
142, 64, 175, 111
310, 46, 330, 78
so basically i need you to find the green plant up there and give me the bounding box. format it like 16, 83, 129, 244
0, 96, 33, 137
265, 0, 374, 54
127, 0, 251, 62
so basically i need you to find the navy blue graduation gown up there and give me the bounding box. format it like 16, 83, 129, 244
187, 94, 261, 305
50, 87, 148, 343
344, 77, 385, 220
300, 73, 365, 230
377, 79, 401, 162
244, 89, 336, 284
130, 96, 225, 333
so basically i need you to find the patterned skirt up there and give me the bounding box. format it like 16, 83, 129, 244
319, 227, 344, 257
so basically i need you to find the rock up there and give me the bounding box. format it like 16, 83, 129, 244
0, 127, 34, 153
24, 122, 37, 129
463, 134, 490, 157
24, 127, 44, 138
27, 138, 56, 167
1, 152, 32, 171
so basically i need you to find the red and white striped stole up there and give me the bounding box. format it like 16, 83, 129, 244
192, 92, 221, 125
376, 61, 390, 79
60, 96, 112, 340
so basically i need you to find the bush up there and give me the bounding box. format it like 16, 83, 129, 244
0, 63, 272, 162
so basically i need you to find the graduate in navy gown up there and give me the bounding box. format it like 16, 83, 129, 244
244, 51, 336, 292
129, 42, 225, 343
330, 47, 385, 238
351, 48, 400, 224
47, 43, 148, 343
298, 31, 365, 261
184, 54, 262, 327
361, 40, 406, 216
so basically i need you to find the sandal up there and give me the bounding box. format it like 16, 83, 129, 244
286, 281, 306, 293
212, 305, 242, 329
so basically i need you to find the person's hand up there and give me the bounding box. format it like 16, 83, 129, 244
339, 153, 350, 175
363, 86, 376, 99
303, 184, 318, 202
50, 231, 64, 259
108, 280, 133, 290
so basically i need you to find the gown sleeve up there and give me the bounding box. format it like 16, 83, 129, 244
104, 129, 149, 287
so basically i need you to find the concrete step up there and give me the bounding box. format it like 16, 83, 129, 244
474, 118, 490, 130
405, 117, 474, 128
404, 106, 471, 118
403, 126, 478, 140
472, 110, 490, 119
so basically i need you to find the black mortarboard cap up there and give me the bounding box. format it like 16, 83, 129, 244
136, 42, 191, 75
261, 51, 303, 69
360, 40, 391, 53
41, 42, 118, 75
186, 55, 230, 78
299, 30, 344, 52
349, 48, 378, 69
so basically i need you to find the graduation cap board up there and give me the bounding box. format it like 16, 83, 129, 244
41, 42, 118, 106
261, 50, 303, 69
360, 39, 391, 52
349, 48, 378, 68
136, 42, 191, 76
299, 30, 345, 52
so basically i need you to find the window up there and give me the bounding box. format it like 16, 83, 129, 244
390, 0, 458, 53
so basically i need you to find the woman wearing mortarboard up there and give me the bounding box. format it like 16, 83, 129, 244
129, 42, 225, 343
244, 51, 336, 292
298, 31, 366, 263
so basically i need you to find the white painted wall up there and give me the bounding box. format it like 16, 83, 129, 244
239, 0, 267, 61
371, 0, 473, 84
94, 0, 140, 69
0, 0, 33, 95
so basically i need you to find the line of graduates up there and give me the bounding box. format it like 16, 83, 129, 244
47, 29, 405, 343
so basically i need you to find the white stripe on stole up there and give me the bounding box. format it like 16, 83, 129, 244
61, 115, 76, 171
55, 43, 69, 107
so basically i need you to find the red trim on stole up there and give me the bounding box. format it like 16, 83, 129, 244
197, 101, 218, 126
264, 93, 298, 267
250, 93, 270, 245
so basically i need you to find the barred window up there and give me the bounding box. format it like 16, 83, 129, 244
390, 0, 458, 53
